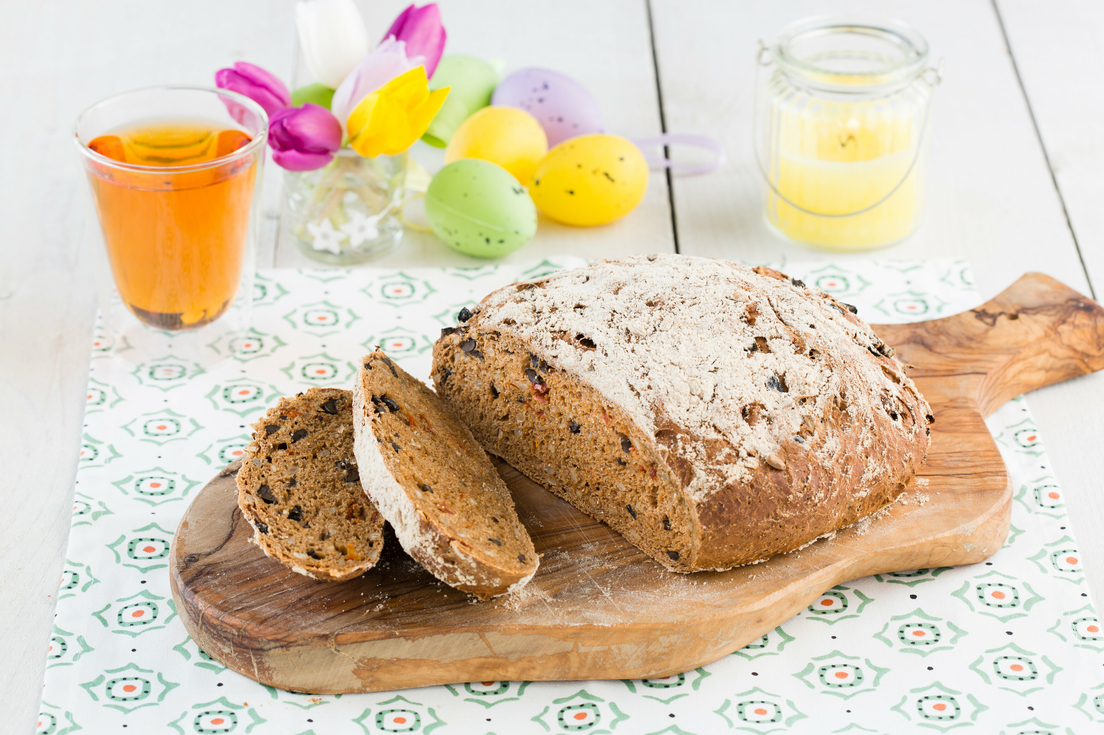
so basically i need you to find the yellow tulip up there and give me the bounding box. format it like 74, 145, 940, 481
347, 67, 449, 157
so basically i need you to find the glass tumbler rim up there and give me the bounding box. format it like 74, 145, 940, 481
772, 15, 930, 96
72, 84, 269, 174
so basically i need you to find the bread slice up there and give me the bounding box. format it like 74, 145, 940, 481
237, 387, 385, 581
431, 255, 932, 572
352, 350, 537, 600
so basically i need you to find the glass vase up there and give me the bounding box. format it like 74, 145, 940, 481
284, 150, 405, 264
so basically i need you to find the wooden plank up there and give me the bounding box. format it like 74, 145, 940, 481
0, 1, 296, 731
649, 0, 1104, 609
994, 0, 1104, 618
274, 0, 675, 268
171, 273, 1104, 693
997, 0, 1104, 293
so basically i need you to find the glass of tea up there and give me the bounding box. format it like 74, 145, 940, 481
74, 86, 266, 362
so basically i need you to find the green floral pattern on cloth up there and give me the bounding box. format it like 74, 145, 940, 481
38, 258, 1104, 734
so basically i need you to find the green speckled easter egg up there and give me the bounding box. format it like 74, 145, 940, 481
425, 159, 538, 258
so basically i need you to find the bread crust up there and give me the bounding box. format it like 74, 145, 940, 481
352, 351, 538, 600
431, 255, 932, 571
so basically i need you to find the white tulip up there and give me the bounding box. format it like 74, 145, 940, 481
296, 0, 371, 89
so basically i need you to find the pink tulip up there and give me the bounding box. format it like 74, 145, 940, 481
268, 104, 343, 171
331, 37, 424, 127
383, 4, 446, 78
215, 62, 291, 117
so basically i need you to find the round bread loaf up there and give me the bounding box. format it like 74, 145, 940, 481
237, 388, 385, 581
352, 350, 538, 600
431, 255, 932, 572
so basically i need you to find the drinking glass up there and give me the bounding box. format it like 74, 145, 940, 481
74, 86, 267, 364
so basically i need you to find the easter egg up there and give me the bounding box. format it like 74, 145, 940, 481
530, 134, 649, 226
445, 107, 548, 185
492, 68, 604, 147
425, 159, 538, 258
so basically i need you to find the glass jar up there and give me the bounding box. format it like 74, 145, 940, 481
755, 17, 940, 250
284, 150, 406, 264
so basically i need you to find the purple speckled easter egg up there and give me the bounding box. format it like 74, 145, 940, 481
491, 68, 604, 147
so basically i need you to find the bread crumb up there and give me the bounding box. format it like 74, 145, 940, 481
500, 583, 552, 611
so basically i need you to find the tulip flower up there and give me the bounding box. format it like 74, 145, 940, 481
331, 37, 424, 129
297, 0, 372, 89
268, 103, 343, 171
382, 4, 446, 78
347, 67, 449, 158
215, 62, 291, 117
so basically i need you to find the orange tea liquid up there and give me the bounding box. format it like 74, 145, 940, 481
86, 121, 256, 330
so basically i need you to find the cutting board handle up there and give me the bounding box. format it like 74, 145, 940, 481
878, 273, 1104, 417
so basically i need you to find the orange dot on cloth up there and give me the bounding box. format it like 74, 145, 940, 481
132, 610, 144, 618
834, 671, 849, 679
394, 717, 407, 724
211, 719, 224, 725
1048, 492, 1060, 499
991, 591, 1006, 599
754, 708, 768, 715
315, 369, 326, 374
123, 684, 137, 693
1027, 435, 1037, 441
574, 712, 588, 720
156, 425, 167, 430
1088, 625, 1100, 633
819, 599, 833, 606
238, 390, 249, 395
1010, 663, 1024, 671
482, 681, 495, 686
149, 482, 161, 488
932, 703, 946, 712
143, 546, 156, 553
232, 450, 243, 456
912, 630, 926, 637
1067, 556, 1079, 565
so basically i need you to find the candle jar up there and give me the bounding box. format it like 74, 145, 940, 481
756, 17, 940, 250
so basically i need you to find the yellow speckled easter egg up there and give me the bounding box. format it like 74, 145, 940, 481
445, 106, 548, 185
529, 134, 648, 226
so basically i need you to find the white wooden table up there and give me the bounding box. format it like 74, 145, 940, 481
2, 1, 1102, 731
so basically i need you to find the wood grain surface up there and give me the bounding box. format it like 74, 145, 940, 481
169, 273, 1104, 694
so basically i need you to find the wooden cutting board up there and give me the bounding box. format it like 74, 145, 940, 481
170, 273, 1104, 694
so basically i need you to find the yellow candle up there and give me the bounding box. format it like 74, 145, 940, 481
766, 100, 924, 249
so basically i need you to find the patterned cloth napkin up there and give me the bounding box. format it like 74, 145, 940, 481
38, 258, 1103, 734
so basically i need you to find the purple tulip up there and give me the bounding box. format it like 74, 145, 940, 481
215, 62, 291, 117
383, 4, 446, 78
268, 104, 343, 171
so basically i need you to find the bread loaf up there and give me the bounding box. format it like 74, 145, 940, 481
237, 388, 385, 581
431, 255, 932, 572
352, 350, 538, 600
